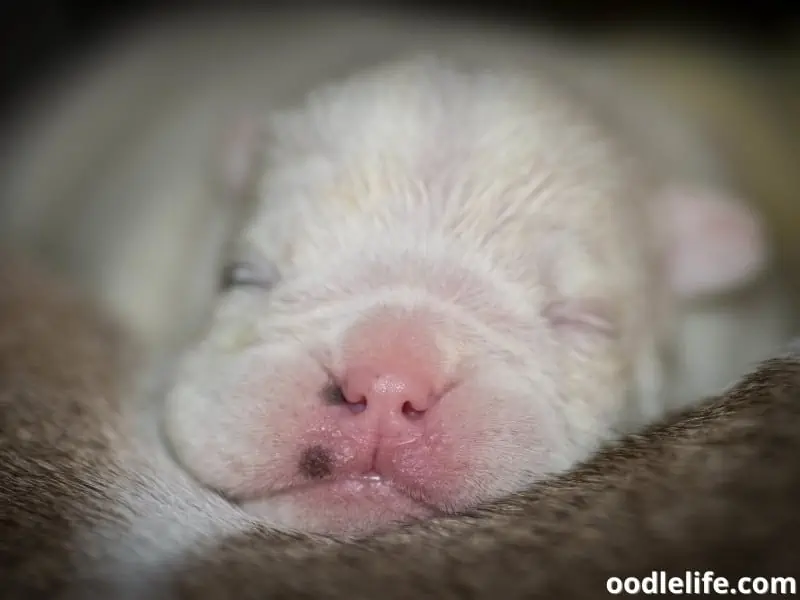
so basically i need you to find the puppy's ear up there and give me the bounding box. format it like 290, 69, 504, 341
652, 183, 768, 299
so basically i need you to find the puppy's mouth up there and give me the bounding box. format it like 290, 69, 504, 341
270, 472, 439, 505
236, 474, 443, 535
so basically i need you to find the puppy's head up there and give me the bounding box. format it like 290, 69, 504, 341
163, 57, 767, 535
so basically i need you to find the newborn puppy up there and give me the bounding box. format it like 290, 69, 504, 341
163, 55, 773, 536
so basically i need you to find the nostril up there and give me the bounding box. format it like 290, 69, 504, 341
322, 381, 369, 413
347, 399, 367, 414
401, 401, 425, 420
321, 382, 348, 405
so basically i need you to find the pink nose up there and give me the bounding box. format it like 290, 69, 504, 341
341, 366, 440, 421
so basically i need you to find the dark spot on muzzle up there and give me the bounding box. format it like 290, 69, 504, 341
299, 444, 334, 480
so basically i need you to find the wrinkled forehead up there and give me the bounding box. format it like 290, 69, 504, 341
245, 131, 644, 254
254, 57, 644, 210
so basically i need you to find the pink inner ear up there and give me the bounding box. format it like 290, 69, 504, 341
654, 185, 768, 299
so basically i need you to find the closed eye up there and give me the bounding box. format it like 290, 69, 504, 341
220, 259, 281, 292
542, 298, 618, 339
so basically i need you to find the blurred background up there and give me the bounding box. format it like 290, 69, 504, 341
1, 1, 798, 113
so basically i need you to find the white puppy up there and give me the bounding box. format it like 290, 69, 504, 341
163, 55, 774, 536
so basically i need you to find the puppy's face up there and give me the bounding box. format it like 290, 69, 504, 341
164, 58, 665, 535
